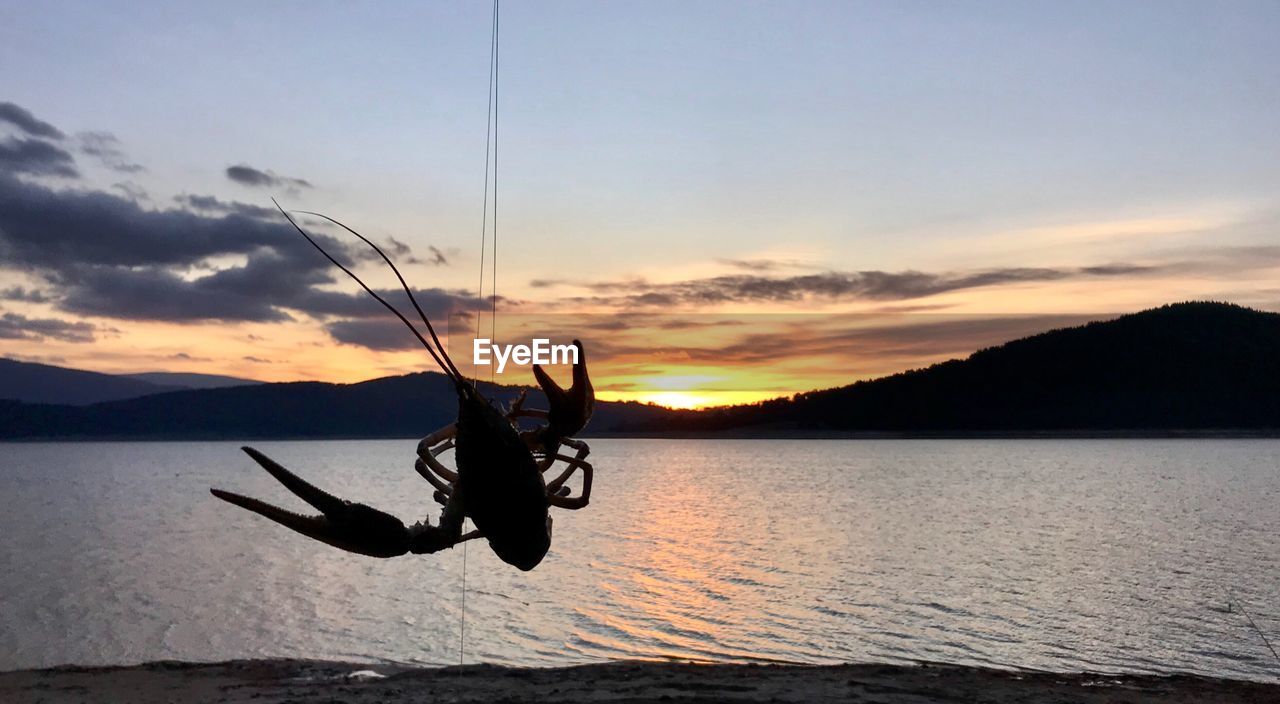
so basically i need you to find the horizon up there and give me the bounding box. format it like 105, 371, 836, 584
3, 2, 1280, 408
1, 298, 1255, 410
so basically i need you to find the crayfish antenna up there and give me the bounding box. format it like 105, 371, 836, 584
294, 210, 465, 384
272, 201, 462, 385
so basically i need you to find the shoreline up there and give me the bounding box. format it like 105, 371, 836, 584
1, 659, 1275, 703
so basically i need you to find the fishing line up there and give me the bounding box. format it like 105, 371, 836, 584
461, 0, 500, 669
474, 0, 497, 361
1230, 594, 1280, 669
489, 1, 500, 359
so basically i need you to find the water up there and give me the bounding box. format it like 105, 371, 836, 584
0, 439, 1277, 681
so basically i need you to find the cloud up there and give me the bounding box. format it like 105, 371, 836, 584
225, 164, 312, 190
76, 131, 144, 173
112, 181, 149, 202
716, 257, 814, 272
869, 303, 957, 314
372, 235, 450, 267
6, 353, 68, 365
0, 311, 98, 342
0, 286, 50, 303
321, 290, 502, 350
559, 313, 1108, 390
697, 315, 1103, 367
383, 236, 412, 259
0, 172, 378, 322
56, 259, 303, 322
296, 286, 490, 320
242, 355, 273, 363
0, 171, 496, 330
51, 245, 486, 324
0, 172, 332, 270
547, 265, 1172, 309
426, 245, 449, 266
174, 193, 276, 219
0, 102, 64, 139
0, 137, 78, 177
324, 319, 424, 351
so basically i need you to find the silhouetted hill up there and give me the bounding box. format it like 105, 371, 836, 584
0, 371, 679, 440
0, 358, 185, 405
119, 372, 261, 389
3, 302, 1279, 439
624, 302, 1280, 434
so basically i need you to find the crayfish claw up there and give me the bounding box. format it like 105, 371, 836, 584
210, 449, 413, 558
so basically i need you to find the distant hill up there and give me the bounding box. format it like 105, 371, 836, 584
119, 372, 261, 390
0, 358, 184, 406
0, 371, 679, 440
623, 302, 1280, 434
3, 302, 1279, 439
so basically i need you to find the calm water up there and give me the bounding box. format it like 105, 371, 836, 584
0, 439, 1277, 680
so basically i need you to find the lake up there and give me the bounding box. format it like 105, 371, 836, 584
0, 439, 1276, 681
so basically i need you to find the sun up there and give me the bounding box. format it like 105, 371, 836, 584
596, 389, 781, 410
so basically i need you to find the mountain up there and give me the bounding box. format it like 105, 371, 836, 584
0, 358, 185, 405
0, 371, 679, 440
622, 302, 1280, 434
119, 372, 261, 390
3, 302, 1279, 439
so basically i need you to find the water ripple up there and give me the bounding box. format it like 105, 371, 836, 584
0, 438, 1277, 683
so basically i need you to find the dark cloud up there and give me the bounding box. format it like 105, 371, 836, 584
0, 172, 327, 270
295, 286, 491, 320
111, 181, 149, 202
174, 193, 276, 219
550, 265, 1171, 309
383, 236, 413, 260
325, 319, 424, 351
53, 244, 485, 324
0, 137, 78, 177
77, 131, 144, 173
557, 313, 1105, 388
57, 260, 300, 322
225, 164, 312, 190
242, 355, 273, 364
375, 235, 450, 267
696, 315, 1102, 366
1079, 264, 1159, 276
0, 286, 50, 303
322, 292, 504, 350
0, 102, 64, 139
0, 172, 384, 322
0, 311, 98, 342
0, 170, 491, 328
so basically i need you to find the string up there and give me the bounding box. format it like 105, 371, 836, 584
461, 0, 500, 669
490, 1, 500, 363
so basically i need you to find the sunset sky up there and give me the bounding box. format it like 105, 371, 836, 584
2, 1, 1279, 407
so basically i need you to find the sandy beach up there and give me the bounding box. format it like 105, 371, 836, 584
1, 659, 1275, 703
